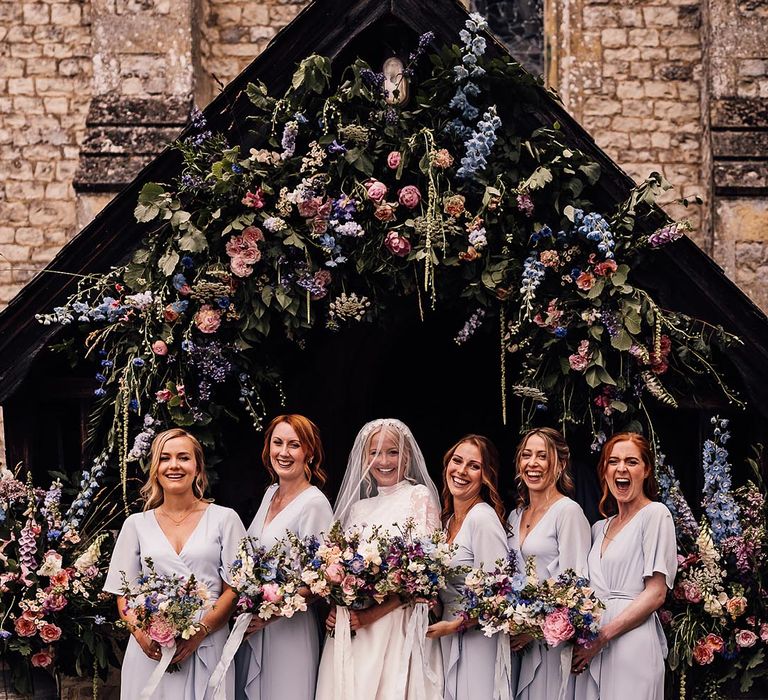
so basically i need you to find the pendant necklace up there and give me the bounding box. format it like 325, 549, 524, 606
159, 500, 200, 526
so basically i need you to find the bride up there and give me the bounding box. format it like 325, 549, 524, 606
314, 418, 444, 700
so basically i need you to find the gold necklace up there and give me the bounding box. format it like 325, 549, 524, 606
159, 500, 201, 526
525, 492, 553, 529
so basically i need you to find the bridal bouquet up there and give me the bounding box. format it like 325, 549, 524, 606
119, 557, 211, 668
462, 557, 603, 646
229, 537, 307, 620
382, 519, 457, 603
291, 521, 390, 609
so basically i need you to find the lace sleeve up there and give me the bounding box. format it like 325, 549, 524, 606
409, 484, 441, 534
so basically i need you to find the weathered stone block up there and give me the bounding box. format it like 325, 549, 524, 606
656, 62, 693, 81
600, 28, 627, 48
628, 28, 660, 46
617, 8, 644, 27
615, 80, 644, 99
642, 6, 679, 27
0, 59, 26, 79
14, 228, 45, 246
22, 2, 51, 24
644, 81, 679, 99
740, 59, 768, 77
583, 6, 618, 28
714, 161, 768, 191
7, 78, 35, 95
711, 97, 768, 128
0, 244, 31, 262
51, 2, 82, 25
660, 29, 699, 46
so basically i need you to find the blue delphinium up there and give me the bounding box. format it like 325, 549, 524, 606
63, 453, 107, 532
456, 106, 502, 180
573, 209, 615, 259
701, 417, 742, 544
446, 14, 489, 139
656, 452, 699, 542
520, 253, 546, 313
127, 415, 160, 462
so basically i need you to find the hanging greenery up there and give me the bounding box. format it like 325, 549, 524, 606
38, 15, 739, 486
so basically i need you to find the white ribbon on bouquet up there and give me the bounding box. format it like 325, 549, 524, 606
140, 643, 176, 699
396, 602, 441, 700
493, 634, 512, 700
208, 612, 253, 700
333, 606, 355, 700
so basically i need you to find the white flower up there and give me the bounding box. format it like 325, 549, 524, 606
358, 541, 382, 566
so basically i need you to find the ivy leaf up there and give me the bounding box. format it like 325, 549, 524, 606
261, 287, 274, 306
275, 287, 293, 311
611, 264, 630, 287
283, 232, 306, 250
585, 367, 601, 388
579, 162, 601, 185
610, 329, 633, 351
522, 166, 553, 191
586, 278, 605, 299
158, 250, 179, 277
135, 183, 168, 222
132, 248, 150, 264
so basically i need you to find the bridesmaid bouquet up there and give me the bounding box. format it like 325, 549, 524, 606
382, 519, 457, 603
229, 536, 307, 620
119, 557, 211, 670
462, 557, 604, 647
290, 520, 390, 609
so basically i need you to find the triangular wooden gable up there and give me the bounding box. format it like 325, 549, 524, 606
1, 0, 768, 417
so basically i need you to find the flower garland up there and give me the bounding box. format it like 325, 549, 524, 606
37, 18, 740, 492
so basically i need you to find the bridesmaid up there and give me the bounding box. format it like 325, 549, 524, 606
235, 414, 333, 700
104, 428, 246, 700
572, 433, 677, 700
507, 428, 591, 700
426, 435, 510, 700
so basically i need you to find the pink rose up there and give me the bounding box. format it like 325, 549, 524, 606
194, 305, 222, 334
152, 340, 168, 356
384, 231, 412, 257
682, 580, 702, 604
736, 630, 758, 648
164, 305, 180, 322
365, 179, 388, 203
726, 596, 748, 618
261, 583, 283, 604
760, 623, 768, 642
242, 189, 265, 209
576, 271, 596, 291
31, 651, 53, 668
241, 226, 265, 247
386, 151, 401, 169
325, 563, 344, 584
311, 217, 329, 235
541, 608, 575, 647
444, 194, 465, 217
14, 616, 37, 637
374, 202, 397, 222
148, 616, 176, 647
568, 353, 589, 372
692, 640, 715, 665
298, 197, 322, 218
50, 569, 70, 587
340, 575, 357, 597
230, 256, 254, 278
398, 185, 421, 209
39, 623, 62, 643
594, 259, 618, 277
705, 633, 724, 652
156, 389, 172, 403
659, 609, 673, 625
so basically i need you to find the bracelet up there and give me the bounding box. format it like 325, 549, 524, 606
199, 621, 211, 637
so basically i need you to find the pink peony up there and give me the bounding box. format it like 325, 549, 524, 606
568, 353, 589, 372
297, 197, 323, 218
14, 616, 37, 637
261, 583, 283, 603
682, 580, 702, 603
541, 608, 575, 647
736, 630, 758, 648
39, 623, 62, 643
398, 185, 421, 209
325, 563, 344, 584
50, 569, 70, 587
594, 259, 618, 277
241, 226, 265, 247
148, 616, 177, 647
31, 651, 53, 668
152, 340, 168, 356
384, 231, 412, 257
365, 179, 388, 203
194, 305, 222, 334
156, 389, 172, 403
692, 640, 715, 665
761, 623, 768, 642
340, 575, 357, 597
387, 151, 401, 169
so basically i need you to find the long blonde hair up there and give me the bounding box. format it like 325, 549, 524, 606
514, 427, 574, 507
140, 428, 210, 510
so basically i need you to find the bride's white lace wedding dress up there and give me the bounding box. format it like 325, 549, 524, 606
314, 479, 444, 700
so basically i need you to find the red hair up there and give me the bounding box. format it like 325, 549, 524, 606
261, 414, 327, 488
440, 435, 506, 527
597, 432, 659, 517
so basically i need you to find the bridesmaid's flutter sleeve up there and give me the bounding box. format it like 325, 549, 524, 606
218, 507, 247, 586
641, 502, 678, 589
104, 513, 142, 595
470, 505, 508, 572
552, 500, 591, 578
299, 492, 333, 539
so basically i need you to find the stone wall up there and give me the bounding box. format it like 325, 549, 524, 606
549, 0, 709, 251
0, 0, 93, 307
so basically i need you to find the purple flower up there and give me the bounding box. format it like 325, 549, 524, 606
94, 388, 107, 397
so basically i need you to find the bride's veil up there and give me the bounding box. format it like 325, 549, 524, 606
333, 418, 440, 525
